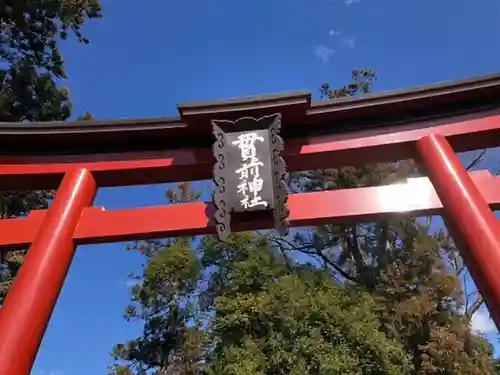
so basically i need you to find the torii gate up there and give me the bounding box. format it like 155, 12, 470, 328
0, 74, 500, 375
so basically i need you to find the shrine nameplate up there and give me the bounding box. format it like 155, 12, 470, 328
212, 114, 289, 241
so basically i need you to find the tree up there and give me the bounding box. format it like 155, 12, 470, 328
110, 238, 207, 375
111, 231, 412, 375
201, 234, 410, 375
0, 0, 102, 302
493, 358, 500, 375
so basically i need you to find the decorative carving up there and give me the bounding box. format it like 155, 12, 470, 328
211, 113, 289, 241
269, 114, 290, 236
212, 122, 231, 241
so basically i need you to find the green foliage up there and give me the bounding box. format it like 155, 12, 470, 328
112, 233, 411, 375
110, 238, 207, 375
203, 235, 411, 375
0, 0, 102, 121
319, 68, 376, 99
0, 0, 102, 302
493, 358, 500, 375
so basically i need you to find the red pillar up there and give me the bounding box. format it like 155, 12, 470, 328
0, 168, 96, 375
416, 134, 500, 328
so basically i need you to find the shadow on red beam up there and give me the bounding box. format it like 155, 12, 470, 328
0, 171, 498, 251
0, 112, 499, 189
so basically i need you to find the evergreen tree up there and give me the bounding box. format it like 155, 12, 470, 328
0, 0, 102, 301
202, 234, 410, 375
493, 358, 500, 375
111, 231, 412, 375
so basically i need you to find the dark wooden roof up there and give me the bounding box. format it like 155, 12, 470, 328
1, 73, 500, 155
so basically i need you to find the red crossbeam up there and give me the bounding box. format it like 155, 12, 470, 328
1, 170, 498, 250
0, 112, 499, 189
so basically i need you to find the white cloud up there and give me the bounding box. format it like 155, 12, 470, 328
329, 29, 340, 36
125, 278, 140, 288
314, 45, 335, 63
342, 37, 356, 49
471, 309, 497, 334
36, 370, 62, 375
330, 0, 361, 6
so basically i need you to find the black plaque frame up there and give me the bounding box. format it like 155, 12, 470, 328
212, 113, 289, 241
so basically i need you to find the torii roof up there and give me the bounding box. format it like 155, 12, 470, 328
1, 72, 500, 154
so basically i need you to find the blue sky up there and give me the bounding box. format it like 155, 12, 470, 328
31, 0, 500, 374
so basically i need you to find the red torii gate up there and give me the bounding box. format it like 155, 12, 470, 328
1, 74, 500, 375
